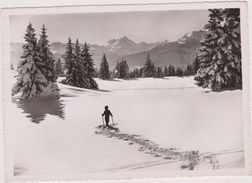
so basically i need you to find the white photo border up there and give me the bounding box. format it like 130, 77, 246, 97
1, 1, 251, 182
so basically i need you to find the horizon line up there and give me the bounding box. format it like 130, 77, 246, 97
10, 29, 205, 45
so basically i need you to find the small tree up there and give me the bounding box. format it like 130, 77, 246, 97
143, 54, 156, 77
156, 67, 163, 78
55, 58, 64, 76
115, 59, 130, 79
176, 67, 184, 77
168, 64, 176, 76
99, 54, 110, 80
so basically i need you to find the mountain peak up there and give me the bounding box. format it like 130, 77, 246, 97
118, 36, 135, 44
108, 36, 135, 51
120, 36, 130, 40
178, 30, 205, 44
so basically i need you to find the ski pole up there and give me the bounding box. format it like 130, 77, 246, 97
112, 116, 115, 126
102, 116, 104, 126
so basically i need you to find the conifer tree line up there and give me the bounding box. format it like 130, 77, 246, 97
97, 53, 195, 80
64, 49, 196, 81
12, 23, 59, 100
194, 9, 241, 91
126, 54, 194, 79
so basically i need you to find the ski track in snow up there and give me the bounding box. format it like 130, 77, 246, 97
94, 126, 243, 172
94, 125, 225, 171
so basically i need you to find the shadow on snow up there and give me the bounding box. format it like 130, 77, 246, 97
60, 83, 111, 94
14, 96, 65, 124
63, 87, 110, 93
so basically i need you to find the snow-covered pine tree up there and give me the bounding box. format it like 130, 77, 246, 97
194, 9, 241, 90
36, 25, 59, 97
62, 38, 76, 85
99, 54, 110, 80
115, 59, 130, 79
194, 9, 223, 88
156, 67, 163, 78
55, 58, 64, 76
12, 23, 48, 99
72, 39, 89, 88
221, 8, 241, 86
81, 42, 98, 89
37, 25, 57, 83
123, 59, 130, 79
143, 54, 156, 77
123, 60, 130, 78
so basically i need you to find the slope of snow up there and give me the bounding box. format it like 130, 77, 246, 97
11, 75, 244, 179
96, 77, 243, 152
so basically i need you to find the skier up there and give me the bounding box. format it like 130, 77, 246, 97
102, 106, 113, 127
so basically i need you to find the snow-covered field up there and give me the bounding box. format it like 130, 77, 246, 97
11, 75, 244, 179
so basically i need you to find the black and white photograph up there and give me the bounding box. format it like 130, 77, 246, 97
1, 1, 251, 181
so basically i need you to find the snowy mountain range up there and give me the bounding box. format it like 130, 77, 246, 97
10, 30, 205, 69
125, 30, 205, 68
106, 36, 161, 55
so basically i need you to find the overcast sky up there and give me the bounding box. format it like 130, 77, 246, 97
10, 10, 209, 45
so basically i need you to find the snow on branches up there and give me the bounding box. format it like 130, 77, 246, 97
12, 23, 59, 100
194, 9, 241, 91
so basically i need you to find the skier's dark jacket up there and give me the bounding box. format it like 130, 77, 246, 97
102, 110, 113, 122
